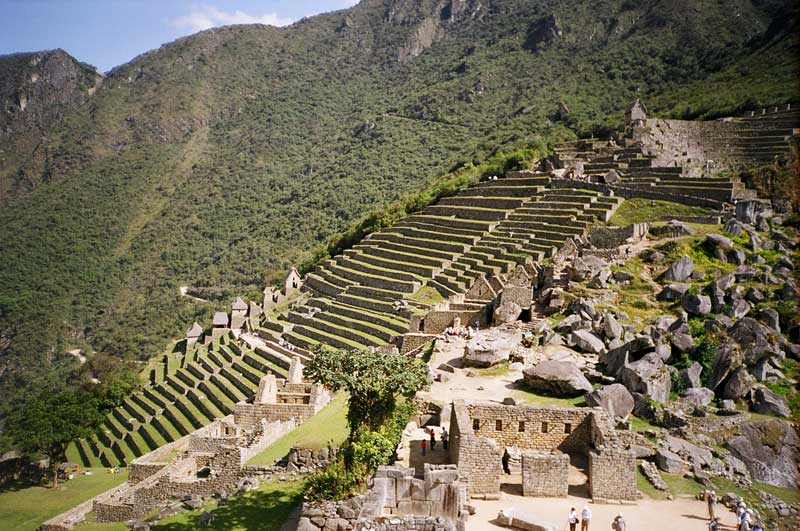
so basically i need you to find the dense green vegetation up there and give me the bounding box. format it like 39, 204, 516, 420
0, 0, 797, 431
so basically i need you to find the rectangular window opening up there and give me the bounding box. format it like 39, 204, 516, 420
542, 421, 549, 434
565, 423, 572, 434
473, 418, 480, 431
518, 421, 525, 432
495, 419, 502, 431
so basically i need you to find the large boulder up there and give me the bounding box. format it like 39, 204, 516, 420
494, 301, 522, 325
463, 331, 522, 368
706, 233, 734, 251
726, 420, 799, 488
523, 360, 592, 396
584, 383, 635, 419
681, 292, 711, 316
568, 255, 610, 283
664, 435, 714, 468
679, 362, 703, 389
570, 329, 606, 355
660, 255, 694, 282
655, 448, 684, 473
601, 336, 655, 377
602, 313, 623, 341
619, 354, 671, 404
728, 317, 781, 366
497, 508, 559, 531
722, 367, 753, 400
707, 341, 743, 391
657, 283, 690, 301
680, 387, 714, 407
751, 386, 791, 418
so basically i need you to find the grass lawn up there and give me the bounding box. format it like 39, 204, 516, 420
466, 361, 510, 378
636, 469, 706, 500
609, 199, 714, 226
512, 386, 585, 408
71, 481, 304, 531
0, 468, 128, 531
246, 394, 349, 466
408, 286, 446, 305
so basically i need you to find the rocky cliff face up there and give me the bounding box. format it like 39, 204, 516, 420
0, 49, 100, 203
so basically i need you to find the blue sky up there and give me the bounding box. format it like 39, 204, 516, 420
0, 0, 359, 72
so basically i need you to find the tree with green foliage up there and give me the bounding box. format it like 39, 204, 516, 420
6, 390, 104, 486
304, 347, 429, 435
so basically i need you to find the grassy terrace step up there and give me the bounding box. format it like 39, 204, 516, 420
313, 266, 358, 289
337, 292, 400, 315
403, 214, 497, 232
362, 239, 457, 263
345, 249, 442, 278
243, 350, 287, 379
430, 280, 458, 297
283, 329, 318, 351
353, 244, 449, 269
305, 272, 345, 298
499, 221, 584, 236
422, 205, 511, 222
370, 232, 467, 254
433, 274, 467, 294
386, 225, 480, 246
477, 176, 550, 187
325, 301, 408, 334
188, 387, 226, 420
338, 254, 426, 282
230, 359, 266, 386
121, 398, 150, 423
260, 337, 312, 363
438, 195, 527, 210
199, 381, 235, 414
314, 310, 396, 342
457, 185, 543, 198
509, 213, 579, 225
392, 219, 485, 239
326, 261, 420, 293
293, 323, 372, 350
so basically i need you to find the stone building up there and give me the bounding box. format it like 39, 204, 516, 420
230, 297, 248, 329
263, 266, 304, 311
185, 322, 203, 345
447, 400, 639, 502
211, 311, 229, 340
626, 98, 647, 127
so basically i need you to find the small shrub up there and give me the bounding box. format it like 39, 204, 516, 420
304, 458, 367, 502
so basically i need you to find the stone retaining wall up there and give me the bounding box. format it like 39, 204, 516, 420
588, 447, 640, 501
521, 451, 569, 497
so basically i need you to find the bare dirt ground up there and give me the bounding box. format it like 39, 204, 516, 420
468, 493, 740, 531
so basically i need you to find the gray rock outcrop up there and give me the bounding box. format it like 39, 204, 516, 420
584, 383, 634, 419
523, 360, 592, 396
726, 420, 799, 488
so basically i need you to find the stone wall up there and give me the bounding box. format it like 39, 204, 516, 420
588, 447, 640, 501
128, 462, 167, 485
465, 403, 594, 454
521, 451, 569, 497
588, 223, 648, 249
447, 402, 503, 495
233, 383, 330, 429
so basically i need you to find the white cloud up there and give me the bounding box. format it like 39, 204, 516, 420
342, 0, 359, 6
171, 5, 294, 33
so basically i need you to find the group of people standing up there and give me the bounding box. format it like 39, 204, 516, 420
566, 506, 625, 531
420, 427, 448, 456
704, 490, 764, 531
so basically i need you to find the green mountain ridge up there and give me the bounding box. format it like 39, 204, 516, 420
0, 0, 798, 422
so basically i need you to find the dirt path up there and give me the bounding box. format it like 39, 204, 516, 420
468, 493, 740, 531
179, 285, 209, 303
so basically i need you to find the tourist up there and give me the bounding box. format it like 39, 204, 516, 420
736, 502, 746, 523
612, 513, 625, 531
708, 517, 720, 531
421, 439, 427, 456
567, 507, 578, 531
429, 429, 436, 450
441, 427, 448, 450
580, 505, 592, 531
739, 509, 753, 531
706, 490, 717, 519
751, 523, 763, 531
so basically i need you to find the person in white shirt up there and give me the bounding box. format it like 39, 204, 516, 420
567, 507, 578, 531
580, 506, 592, 531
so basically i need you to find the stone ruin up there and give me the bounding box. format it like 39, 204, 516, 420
447, 400, 639, 502
41, 361, 330, 529
297, 464, 468, 531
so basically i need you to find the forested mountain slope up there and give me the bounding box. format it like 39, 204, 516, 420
0, 0, 797, 421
